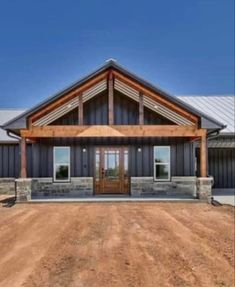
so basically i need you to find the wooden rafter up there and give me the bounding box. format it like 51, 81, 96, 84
112, 70, 199, 125
29, 71, 109, 124
27, 67, 200, 128
108, 71, 114, 125
139, 92, 144, 125
20, 125, 206, 138
78, 93, 83, 125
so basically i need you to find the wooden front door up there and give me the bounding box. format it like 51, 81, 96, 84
95, 147, 129, 194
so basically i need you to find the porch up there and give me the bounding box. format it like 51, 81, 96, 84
4, 62, 221, 203
16, 130, 212, 202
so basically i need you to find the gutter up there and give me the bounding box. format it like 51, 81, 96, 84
6, 130, 21, 141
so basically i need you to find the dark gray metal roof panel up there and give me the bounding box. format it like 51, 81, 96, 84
3, 60, 225, 130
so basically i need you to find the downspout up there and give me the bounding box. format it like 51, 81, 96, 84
6, 130, 21, 141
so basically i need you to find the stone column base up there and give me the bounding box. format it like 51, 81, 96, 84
15, 178, 33, 202
197, 177, 213, 203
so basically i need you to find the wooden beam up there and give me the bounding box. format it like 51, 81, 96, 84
21, 125, 206, 138
200, 133, 207, 177
112, 70, 199, 125
29, 71, 109, 124
139, 92, 144, 125
78, 93, 83, 125
108, 71, 114, 125
20, 137, 27, 178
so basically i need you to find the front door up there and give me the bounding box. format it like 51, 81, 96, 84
95, 147, 129, 194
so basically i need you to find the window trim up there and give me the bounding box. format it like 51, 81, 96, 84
153, 146, 171, 182
53, 146, 71, 182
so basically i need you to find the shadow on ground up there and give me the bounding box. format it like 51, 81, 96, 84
0, 196, 16, 207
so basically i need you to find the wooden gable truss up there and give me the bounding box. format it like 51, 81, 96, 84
19, 67, 208, 178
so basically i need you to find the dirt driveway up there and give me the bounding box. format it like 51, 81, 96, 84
0, 202, 234, 287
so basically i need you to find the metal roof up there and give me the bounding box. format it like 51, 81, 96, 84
177, 96, 235, 134
2, 60, 224, 131
0, 96, 234, 142
0, 109, 26, 141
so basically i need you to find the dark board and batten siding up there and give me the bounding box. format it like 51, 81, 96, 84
50, 91, 175, 126
0, 144, 20, 177
196, 148, 235, 188
26, 137, 195, 178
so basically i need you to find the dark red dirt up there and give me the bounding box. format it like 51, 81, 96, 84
0, 202, 234, 287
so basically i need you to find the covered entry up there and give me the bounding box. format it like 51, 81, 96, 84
95, 147, 129, 194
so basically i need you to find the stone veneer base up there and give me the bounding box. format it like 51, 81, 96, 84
14, 176, 213, 203
196, 177, 213, 202
130, 176, 197, 198
32, 177, 93, 199
0, 178, 16, 195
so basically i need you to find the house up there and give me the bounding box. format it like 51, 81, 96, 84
0, 60, 232, 202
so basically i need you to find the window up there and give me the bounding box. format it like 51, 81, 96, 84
154, 146, 170, 181
53, 147, 70, 182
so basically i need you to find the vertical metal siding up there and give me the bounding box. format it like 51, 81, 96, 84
84, 92, 108, 125
114, 91, 138, 125
0, 144, 20, 177
196, 148, 235, 188
0, 138, 195, 179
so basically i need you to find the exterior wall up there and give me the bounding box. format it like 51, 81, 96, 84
84, 91, 108, 125
26, 137, 195, 178
196, 147, 235, 188
131, 177, 197, 197
0, 144, 19, 177
50, 108, 78, 125
49, 90, 175, 126
31, 177, 93, 199
15, 176, 214, 202
15, 177, 93, 201
0, 178, 15, 195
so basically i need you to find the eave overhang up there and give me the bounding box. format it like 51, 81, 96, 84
2, 60, 225, 133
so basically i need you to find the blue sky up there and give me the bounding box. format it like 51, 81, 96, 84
0, 0, 234, 108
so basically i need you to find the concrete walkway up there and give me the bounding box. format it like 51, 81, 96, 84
213, 189, 235, 206
29, 196, 198, 203
213, 195, 235, 206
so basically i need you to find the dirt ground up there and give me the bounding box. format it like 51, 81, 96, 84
0, 202, 234, 287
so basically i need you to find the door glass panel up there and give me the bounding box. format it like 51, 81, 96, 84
124, 150, 128, 177
95, 150, 100, 180
104, 150, 119, 180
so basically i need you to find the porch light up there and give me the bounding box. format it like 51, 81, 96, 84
82, 147, 87, 153
138, 147, 142, 152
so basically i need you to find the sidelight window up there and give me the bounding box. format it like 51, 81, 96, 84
53, 147, 70, 182
154, 146, 171, 181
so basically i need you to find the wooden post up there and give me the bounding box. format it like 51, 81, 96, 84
200, 133, 207, 177
20, 137, 27, 178
78, 93, 83, 125
139, 92, 144, 125
108, 71, 114, 125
